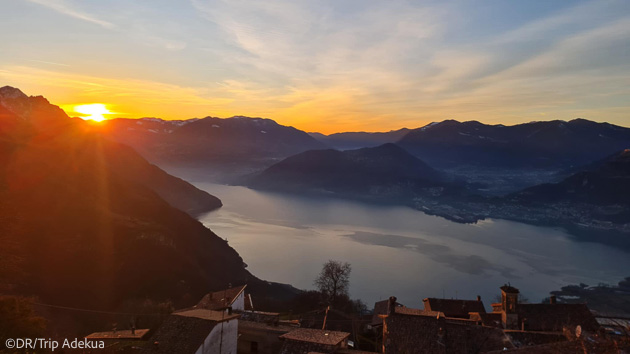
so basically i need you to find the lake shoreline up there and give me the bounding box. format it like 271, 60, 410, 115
192, 182, 630, 308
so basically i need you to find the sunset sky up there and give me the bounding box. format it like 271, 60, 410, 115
1, 0, 629, 133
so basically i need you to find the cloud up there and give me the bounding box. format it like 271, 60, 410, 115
5, 0, 630, 132
185, 0, 630, 131
25, 0, 115, 28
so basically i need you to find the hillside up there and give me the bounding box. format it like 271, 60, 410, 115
247, 143, 456, 200
103, 116, 327, 164
0, 87, 293, 314
0, 87, 221, 215
509, 149, 630, 208
398, 119, 630, 170
310, 128, 410, 150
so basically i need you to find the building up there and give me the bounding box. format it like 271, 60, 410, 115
85, 328, 151, 343
422, 296, 486, 319
492, 285, 600, 332
380, 297, 512, 353
238, 319, 296, 354
377, 283, 604, 353
194, 285, 250, 313
279, 328, 350, 354
84, 328, 151, 353
237, 310, 296, 354
370, 299, 402, 330
141, 309, 240, 354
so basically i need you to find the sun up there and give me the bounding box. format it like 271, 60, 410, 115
74, 103, 113, 122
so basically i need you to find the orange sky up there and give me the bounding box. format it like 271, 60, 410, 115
2, 0, 630, 134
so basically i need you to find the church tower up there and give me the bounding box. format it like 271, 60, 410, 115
500, 284, 519, 329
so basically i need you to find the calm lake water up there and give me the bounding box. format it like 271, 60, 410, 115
194, 182, 630, 309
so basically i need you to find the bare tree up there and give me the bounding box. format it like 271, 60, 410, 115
314, 260, 351, 304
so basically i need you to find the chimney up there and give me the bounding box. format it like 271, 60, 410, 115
387, 296, 397, 315
476, 295, 481, 302
550, 295, 556, 304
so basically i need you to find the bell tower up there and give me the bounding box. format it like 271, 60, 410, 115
500, 284, 519, 329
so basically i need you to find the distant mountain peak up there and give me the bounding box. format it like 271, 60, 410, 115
0, 85, 27, 100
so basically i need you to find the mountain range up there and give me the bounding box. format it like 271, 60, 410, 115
397, 119, 630, 170
247, 143, 464, 203
103, 116, 326, 164
100, 112, 630, 195
103, 115, 630, 176
0, 86, 294, 318
508, 150, 630, 214
309, 128, 410, 150
245, 140, 630, 231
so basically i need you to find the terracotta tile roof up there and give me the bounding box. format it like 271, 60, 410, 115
239, 310, 280, 324
194, 284, 247, 310
516, 303, 599, 332
384, 312, 513, 353
394, 306, 425, 316
372, 299, 443, 326
372, 299, 439, 325
174, 309, 240, 322
423, 298, 486, 318
140, 315, 218, 354
280, 328, 350, 346
85, 329, 150, 340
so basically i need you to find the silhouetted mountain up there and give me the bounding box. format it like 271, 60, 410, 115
0, 87, 294, 313
104, 116, 326, 164
466, 149, 630, 230
398, 119, 630, 169
510, 149, 630, 206
0, 87, 221, 215
247, 143, 456, 200
309, 128, 410, 150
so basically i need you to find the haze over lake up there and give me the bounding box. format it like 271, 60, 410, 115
194, 182, 630, 308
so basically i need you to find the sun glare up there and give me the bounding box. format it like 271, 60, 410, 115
74, 103, 113, 122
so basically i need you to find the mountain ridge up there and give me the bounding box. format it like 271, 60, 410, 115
309, 128, 410, 150
102, 115, 327, 165
0, 86, 223, 215
0, 86, 296, 317
398, 118, 630, 170
246, 143, 459, 202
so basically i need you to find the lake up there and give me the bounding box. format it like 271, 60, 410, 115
194, 182, 630, 309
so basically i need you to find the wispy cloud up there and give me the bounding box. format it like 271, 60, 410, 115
3, 0, 630, 132
186, 0, 630, 131
25, 0, 115, 29
23, 0, 192, 52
